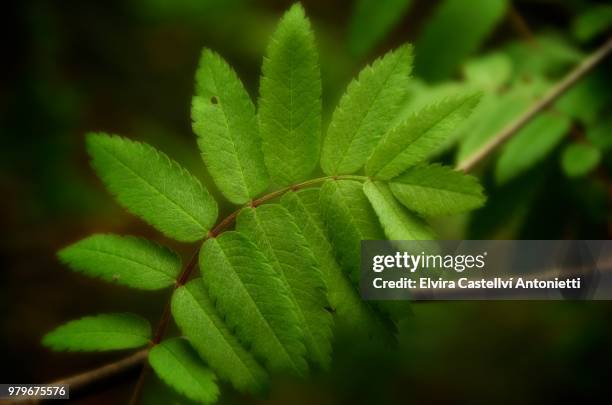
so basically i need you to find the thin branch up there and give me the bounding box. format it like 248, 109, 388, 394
507, 4, 537, 46
128, 245, 201, 404
457, 36, 612, 172
51, 350, 148, 390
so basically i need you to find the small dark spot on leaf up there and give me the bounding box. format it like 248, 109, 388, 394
210, 96, 219, 104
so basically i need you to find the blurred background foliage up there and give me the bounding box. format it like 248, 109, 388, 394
1, 0, 610, 403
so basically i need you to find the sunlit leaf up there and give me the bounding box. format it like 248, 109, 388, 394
87, 133, 218, 242
42, 313, 151, 352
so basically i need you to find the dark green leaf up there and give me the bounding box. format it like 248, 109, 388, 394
348, 0, 412, 56
561, 143, 602, 178
237, 205, 333, 369
200, 232, 308, 375
319, 180, 384, 282
149, 338, 219, 404
415, 0, 507, 82
172, 281, 268, 394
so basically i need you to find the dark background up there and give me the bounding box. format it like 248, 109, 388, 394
1, 0, 611, 403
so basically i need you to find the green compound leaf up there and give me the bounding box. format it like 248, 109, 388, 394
87, 133, 217, 242
561, 143, 602, 178
237, 204, 333, 369
495, 112, 571, 184
258, 4, 321, 186
366, 93, 480, 180
281, 189, 396, 345
319, 180, 384, 282
415, 0, 507, 82
363, 181, 435, 241
42, 313, 151, 352
200, 232, 308, 376
348, 0, 413, 57
58, 234, 181, 290
321, 45, 414, 175
172, 281, 268, 394
389, 164, 486, 216
149, 338, 219, 405
192, 49, 269, 204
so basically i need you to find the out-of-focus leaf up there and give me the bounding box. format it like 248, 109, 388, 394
506, 34, 583, 78
561, 143, 602, 178
389, 164, 486, 216
457, 82, 545, 163
495, 112, 571, 184
586, 117, 612, 151
556, 69, 611, 125
149, 338, 219, 404
395, 80, 472, 124
468, 170, 546, 239
415, 0, 508, 82
572, 5, 612, 42
462, 52, 512, 91
348, 0, 412, 56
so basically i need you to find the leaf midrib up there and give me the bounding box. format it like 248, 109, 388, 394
206, 64, 253, 199
248, 209, 322, 359
74, 246, 176, 281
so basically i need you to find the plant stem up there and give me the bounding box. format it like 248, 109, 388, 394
457, 36, 612, 172
127, 173, 367, 402
19, 349, 148, 404
43, 37, 612, 398
507, 4, 537, 46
